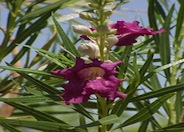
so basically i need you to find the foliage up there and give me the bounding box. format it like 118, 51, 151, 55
0, 0, 183, 132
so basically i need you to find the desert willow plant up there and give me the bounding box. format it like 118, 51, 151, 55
1, 0, 183, 132
51, 0, 164, 131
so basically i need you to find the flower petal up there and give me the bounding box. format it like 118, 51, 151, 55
61, 80, 90, 104
84, 76, 126, 100
110, 21, 165, 46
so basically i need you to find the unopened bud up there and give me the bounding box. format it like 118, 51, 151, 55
96, 24, 110, 34
88, 3, 100, 10
103, 10, 113, 17
73, 25, 92, 35
78, 42, 99, 58
79, 12, 93, 21
105, 0, 115, 3
106, 35, 119, 47
107, 29, 117, 35
91, 30, 99, 37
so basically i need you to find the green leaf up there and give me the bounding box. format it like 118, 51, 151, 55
110, 99, 127, 117
79, 115, 87, 131
111, 61, 142, 118
138, 120, 149, 132
154, 0, 166, 20
142, 58, 184, 83
20, 45, 71, 68
147, 62, 162, 91
118, 46, 132, 78
0, 66, 51, 76
0, 123, 22, 132
155, 122, 184, 132
52, 16, 81, 58
0, 95, 60, 103
116, 94, 173, 128
0, 118, 75, 132
148, 0, 159, 44
6, 102, 67, 124
0, 13, 49, 60
77, 115, 119, 129
20, 0, 69, 22
130, 83, 184, 101
73, 104, 95, 121
139, 49, 154, 77
100, 115, 120, 126
158, 4, 174, 81
10, 34, 37, 64
175, 0, 184, 41
18, 72, 61, 94
48, 13, 79, 25
29, 31, 57, 67
132, 53, 140, 85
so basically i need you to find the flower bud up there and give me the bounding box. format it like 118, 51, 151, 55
106, 35, 119, 47
88, 3, 100, 10
103, 10, 113, 18
105, 0, 115, 3
96, 24, 110, 34
73, 25, 92, 35
78, 42, 99, 58
91, 30, 99, 37
107, 29, 117, 35
79, 12, 93, 21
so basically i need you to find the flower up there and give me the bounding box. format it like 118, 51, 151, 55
51, 57, 126, 105
80, 20, 165, 46
109, 21, 165, 46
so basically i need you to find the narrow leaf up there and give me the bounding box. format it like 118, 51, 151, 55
138, 120, 149, 132
52, 16, 80, 57
6, 102, 67, 124
73, 104, 95, 121
142, 58, 184, 83
175, 0, 184, 40
0, 66, 51, 76
18, 72, 61, 94
10, 34, 37, 64
116, 94, 173, 128
21, 45, 70, 68
130, 83, 184, 101
77, 115, 119, 129
0, 95, 60, 103
0, 123, 22, 132
155, 122, 184, 132
0, 118, 74, 132
20, 0, 69, 22
139, 49, 154, 77
158, 4, 175, 81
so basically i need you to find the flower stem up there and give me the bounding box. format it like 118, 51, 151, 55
97, 95, 108, 132
98, 35, 106, 61
168, 39, 181, 124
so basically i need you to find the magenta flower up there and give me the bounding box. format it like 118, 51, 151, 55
51, 57, 126, 105
80, 20, 165, 46
109, 21, 165, 46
